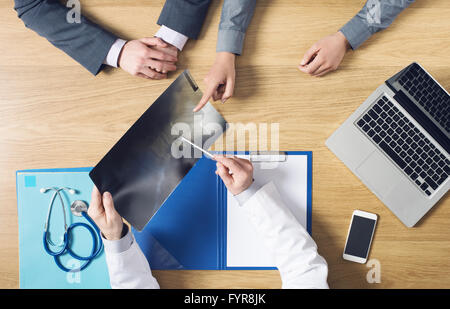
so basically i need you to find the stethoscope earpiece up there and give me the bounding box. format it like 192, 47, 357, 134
40, 187, 76, 195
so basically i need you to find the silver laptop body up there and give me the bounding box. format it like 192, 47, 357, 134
326, 63, 449, 227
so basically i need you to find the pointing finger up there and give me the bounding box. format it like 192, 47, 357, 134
194, 83, 216, 112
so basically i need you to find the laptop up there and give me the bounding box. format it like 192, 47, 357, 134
326, 62, 449, 227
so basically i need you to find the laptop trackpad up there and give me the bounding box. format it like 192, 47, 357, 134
356, 151, 401, 198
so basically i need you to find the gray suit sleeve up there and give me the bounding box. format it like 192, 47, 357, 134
216, 0, 256, 55
157, 0, 212, 39
340, 0, 415, 50
14, 0, 118, 75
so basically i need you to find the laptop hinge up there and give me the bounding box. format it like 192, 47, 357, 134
394, 90, 450, 154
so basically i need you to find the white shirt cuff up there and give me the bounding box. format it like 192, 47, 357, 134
103, 38, 127, 68
101, 224, 134, 254
234, 179, 263, 206
155, 25, 188, 51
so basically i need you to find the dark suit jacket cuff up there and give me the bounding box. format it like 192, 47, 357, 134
85, 31, 118, 75
156, 0, 210, 39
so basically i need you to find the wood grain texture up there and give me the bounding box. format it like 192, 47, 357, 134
0, 0, 449, 289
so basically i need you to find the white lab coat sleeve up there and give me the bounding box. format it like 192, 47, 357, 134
102, 225, 159, 289
239, 181, 329, 289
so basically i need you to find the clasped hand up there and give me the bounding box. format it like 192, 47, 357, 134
118, 37, 178, 79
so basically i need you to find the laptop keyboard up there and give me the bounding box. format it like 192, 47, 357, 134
398, 64, 450, 133
356, 95, 450, 196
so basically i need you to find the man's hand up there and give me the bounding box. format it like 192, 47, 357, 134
214, 156, 253, 195
88, 186, 124, 241
118, 37, 178, 79
193, 52, 236, 112
298, 31, 350, 77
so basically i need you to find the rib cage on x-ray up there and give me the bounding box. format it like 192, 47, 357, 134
89, 70, 227, 231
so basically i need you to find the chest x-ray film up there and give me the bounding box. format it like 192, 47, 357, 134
89, 70, 227, 231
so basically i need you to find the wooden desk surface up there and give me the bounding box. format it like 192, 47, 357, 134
0, 0, 449, 289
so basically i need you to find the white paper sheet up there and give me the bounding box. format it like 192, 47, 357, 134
226, 154, 309, 268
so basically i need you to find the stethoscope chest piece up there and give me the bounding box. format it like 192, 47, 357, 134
71, 200, 88, 217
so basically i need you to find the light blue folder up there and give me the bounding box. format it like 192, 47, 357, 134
16, 168, 110, 289
16, 151, 312, 287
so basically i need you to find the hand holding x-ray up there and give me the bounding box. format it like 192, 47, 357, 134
88, 186, 124, 241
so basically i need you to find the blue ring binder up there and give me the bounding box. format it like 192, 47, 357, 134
133, 151, 313, 270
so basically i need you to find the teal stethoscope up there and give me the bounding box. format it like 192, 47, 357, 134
40, 187, 103, 272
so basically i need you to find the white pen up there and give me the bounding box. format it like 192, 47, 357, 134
180, 136, 215, 159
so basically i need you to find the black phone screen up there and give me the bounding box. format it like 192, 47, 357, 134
344, 215, 376, 258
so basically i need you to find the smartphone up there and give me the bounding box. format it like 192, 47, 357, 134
343, 210, 377, 264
